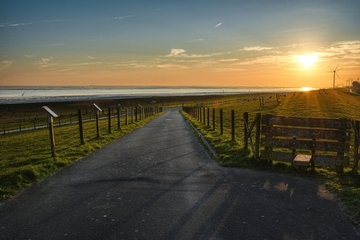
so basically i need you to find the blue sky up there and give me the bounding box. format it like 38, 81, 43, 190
0, 0, 359, 87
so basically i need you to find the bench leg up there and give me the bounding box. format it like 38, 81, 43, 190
335, 165, 344, 174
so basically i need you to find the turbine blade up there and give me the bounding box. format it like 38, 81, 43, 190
336, 72, 340, 79
335, 64, 339, 70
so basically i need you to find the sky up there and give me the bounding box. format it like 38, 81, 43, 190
0, 0, 359, 88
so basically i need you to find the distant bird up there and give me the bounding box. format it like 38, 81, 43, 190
22, 91, 25, 96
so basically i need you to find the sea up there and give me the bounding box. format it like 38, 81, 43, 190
0, 86, 314, 104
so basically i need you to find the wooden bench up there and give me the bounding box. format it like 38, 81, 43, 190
260, 114, 351, 173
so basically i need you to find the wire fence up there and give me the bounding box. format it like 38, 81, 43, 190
0, 106, 162, 169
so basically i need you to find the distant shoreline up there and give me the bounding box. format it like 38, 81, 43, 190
0, 86, 315, 105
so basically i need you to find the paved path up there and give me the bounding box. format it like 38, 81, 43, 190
0, 108, 359, 240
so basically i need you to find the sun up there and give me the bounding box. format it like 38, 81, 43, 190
300, 87, 313, 92
297, 54, 318, 68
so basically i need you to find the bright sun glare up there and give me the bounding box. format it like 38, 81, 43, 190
301, 87, 313, 92
297, 54, 318, 68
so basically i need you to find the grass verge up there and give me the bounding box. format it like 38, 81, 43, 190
0, 112, 162, 201
181, 88, 360, 229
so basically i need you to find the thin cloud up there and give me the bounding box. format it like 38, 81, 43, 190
0, 22, 31, 28
214, 22, 222, 28
165, 49, 229, 58
116, 61, 152, 69
25, 54, 36, 58
219, 58, 238, 62
214, 67, 244, 72
156, 64, 188, 70
113, 15, 133, 20
243, 46, 273, 51
35, 57, 54, 68
0, 61, 14, 71
87, 55, 97, 60
166, 49, 186, 57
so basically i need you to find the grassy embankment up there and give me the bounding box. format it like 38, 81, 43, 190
0, 94, 242, 201
0, 104, 163, 201
182, 88, 360, 228
1, 89, 359, 227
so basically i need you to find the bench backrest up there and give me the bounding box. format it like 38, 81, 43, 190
260, 114, 351, 167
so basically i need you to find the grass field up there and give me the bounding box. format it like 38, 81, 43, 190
182, 87, 360, 229
0, 107, 162, 201
1, 88, 359, 228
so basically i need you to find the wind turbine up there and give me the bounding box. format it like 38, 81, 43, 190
328, 64, 341, 89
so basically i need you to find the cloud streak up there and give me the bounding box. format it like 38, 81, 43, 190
214, 22, 222, 28
166, 49, 186, 57
0, 61, 14, 71
243, 46, 273, 51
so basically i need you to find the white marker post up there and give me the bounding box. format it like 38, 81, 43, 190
42, 106, 58, 157
93, 103, 102, 138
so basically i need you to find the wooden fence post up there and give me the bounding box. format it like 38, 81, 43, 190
255, 113, 261, 159
203, 107, 206, 124
108, 107, 111, 133
212, 108, 215, 130
135, 107, 138, 122
131, 108, 134, 123
220, 109, 223, 135
207, 108, 210, 126
243, 112, 249, 150
78, 109, 85, 145
126, 108, 129, 126
117, 104, 121, 130
231, 110, 235, 141
352, 120, 360, 173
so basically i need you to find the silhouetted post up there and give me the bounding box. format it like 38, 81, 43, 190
212, 108, 215, 130
78, 109, 85, 145
125, 108, 129, 125
353, 120, 360, 173
207, 108, 210, 126
231, 110, 235, 141
138, 104, 143, 121
117, 104, 121, 130
243, 112, 249, 150
131, 108, 134, 123
203, 107, 206, 124
42, 106, 58, 157
93, 103, 102, 138
220, 109, 223, 135
255, 113, 261, 159
108, 107, 111, 133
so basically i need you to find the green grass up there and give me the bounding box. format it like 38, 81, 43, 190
182, 88, 360, 229
0, 112, 162, 201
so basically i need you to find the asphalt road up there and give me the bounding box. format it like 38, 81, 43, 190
0, 108, 359, 240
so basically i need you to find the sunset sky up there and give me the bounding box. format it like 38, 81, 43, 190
0, 0, 359, 87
